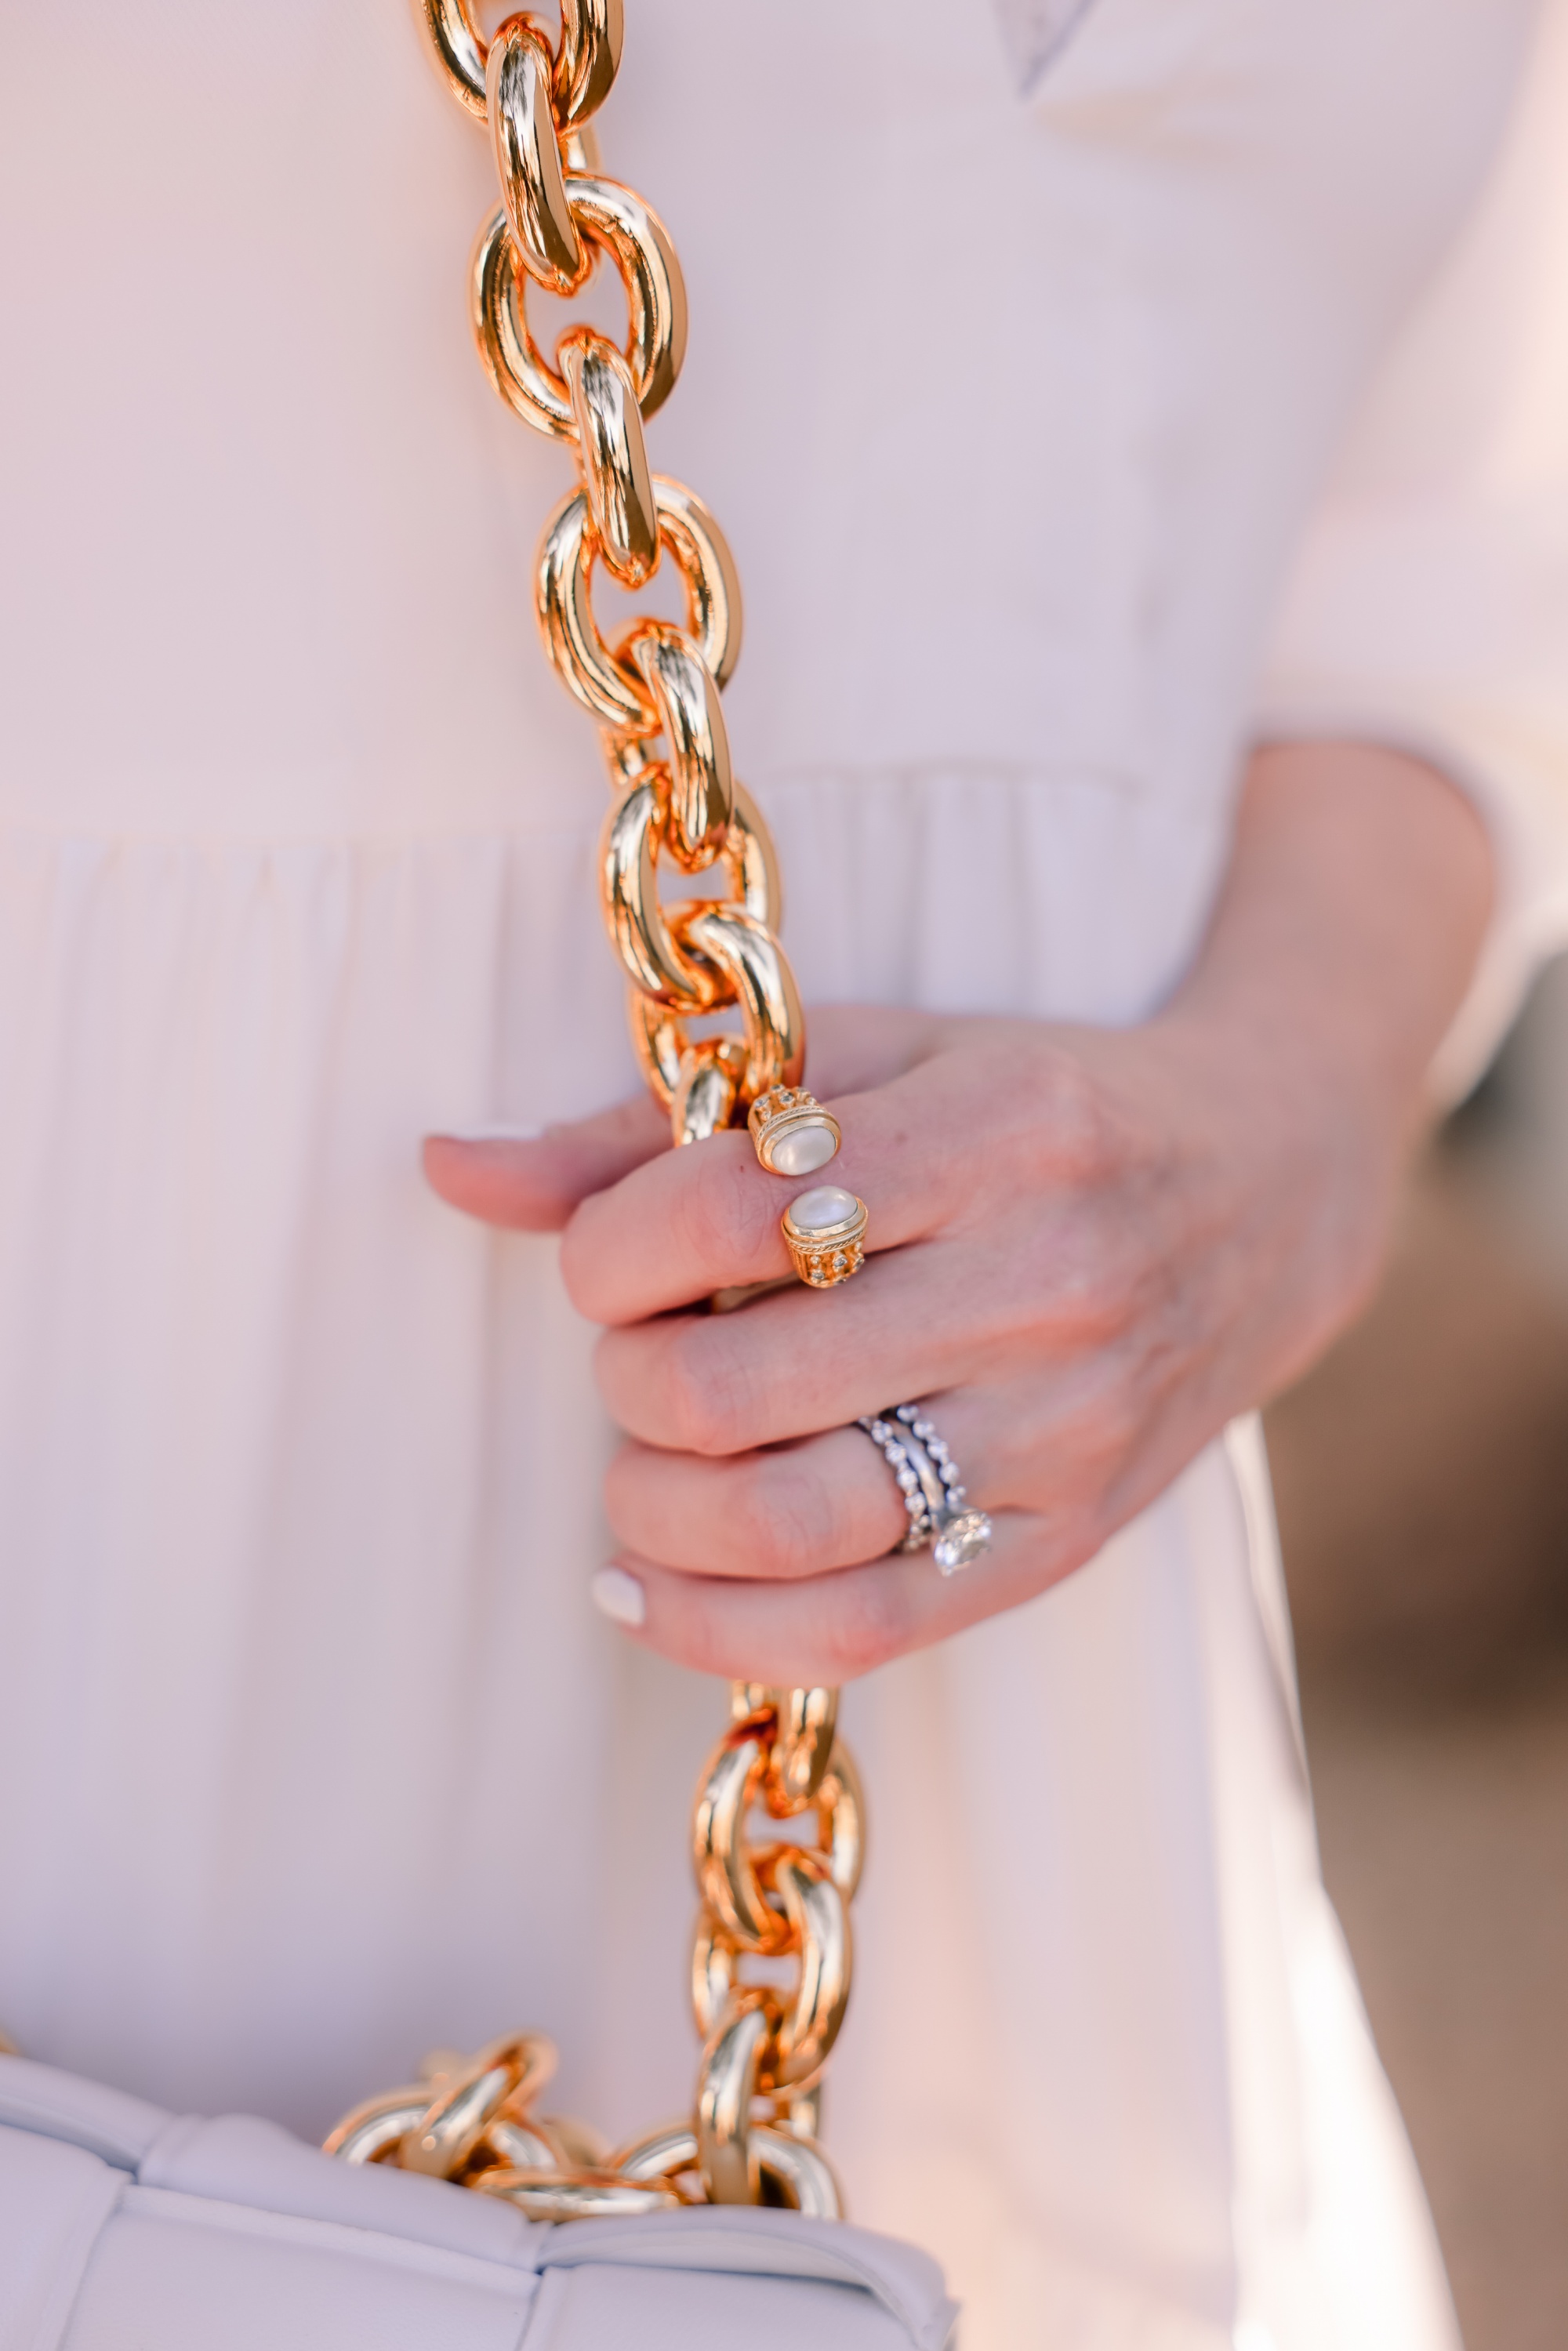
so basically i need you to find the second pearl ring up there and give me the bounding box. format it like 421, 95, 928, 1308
781, 1185, 869, 1287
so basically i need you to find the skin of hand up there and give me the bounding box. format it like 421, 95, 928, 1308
425, 741, 1493, 1686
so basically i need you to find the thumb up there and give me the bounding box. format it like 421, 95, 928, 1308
424, 1005, 945, 1230
424, 1094, 671, 1231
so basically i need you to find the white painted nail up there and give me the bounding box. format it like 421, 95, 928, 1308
431, 1123, 545, 1145
590, 1566, 646, 1628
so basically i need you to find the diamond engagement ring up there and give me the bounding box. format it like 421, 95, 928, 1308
855, 1404, 994, 1575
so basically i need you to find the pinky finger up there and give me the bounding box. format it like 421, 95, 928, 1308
588, 1515, 1066, 1686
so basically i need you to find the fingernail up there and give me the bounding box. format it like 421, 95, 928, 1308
428, 1123, 545, 1145
590, 1566, 646, 1628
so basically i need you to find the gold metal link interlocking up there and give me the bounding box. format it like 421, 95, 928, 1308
325, 2, 861, 2219
420, 0, 623, 128
488, 19, 586, 293
561, 329, 659, 585
600, 773, 780, 1010
472, 180, 684, 439
537, 474, 738, 734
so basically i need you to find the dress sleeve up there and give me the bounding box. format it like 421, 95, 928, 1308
1256, 0, 1568, 1100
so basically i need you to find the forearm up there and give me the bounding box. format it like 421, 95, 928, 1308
1124, 736, 1496, 1411
1164, 738, 1494, 1142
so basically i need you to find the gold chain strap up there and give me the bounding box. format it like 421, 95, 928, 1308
324, 0, 859, 2220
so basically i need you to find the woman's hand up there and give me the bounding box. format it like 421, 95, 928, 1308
426, 743, 1493, 1684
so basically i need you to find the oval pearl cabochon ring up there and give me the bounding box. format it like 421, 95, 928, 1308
749, 1085, 841, 1177
782, 1185, 868, 1287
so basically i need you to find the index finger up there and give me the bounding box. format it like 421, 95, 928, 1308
559, 1070, 960, 1325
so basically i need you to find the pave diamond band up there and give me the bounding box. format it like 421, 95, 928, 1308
855, 1404, 993, 1576
856, 1413, 943, 1551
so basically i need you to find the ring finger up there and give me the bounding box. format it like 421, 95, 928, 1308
604, 1386, 1002, 1580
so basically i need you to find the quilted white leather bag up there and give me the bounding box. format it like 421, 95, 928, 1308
0, 2058, 957, 2351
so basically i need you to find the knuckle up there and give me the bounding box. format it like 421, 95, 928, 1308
729, 1455, 838, 1578
1062, 1360, 1149, 1484
557, 1213, 604, 1319
655, 1589, 735, 1682
1077, 1391, 1140, 1478
601, 1445, 652, 1546
662, 1323, 753, 1457
1058, 1239, 1146, 1346
817, 1574, 911, 1681
676, 1143, 778, 1277
1015, 1041, 1135, 1187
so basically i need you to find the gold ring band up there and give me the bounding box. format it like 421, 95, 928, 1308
781, 1186, 868, 1287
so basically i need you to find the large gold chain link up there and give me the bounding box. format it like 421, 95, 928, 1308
324, 0, 858, 2220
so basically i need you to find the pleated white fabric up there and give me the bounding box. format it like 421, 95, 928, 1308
3, 1, 1568, 2345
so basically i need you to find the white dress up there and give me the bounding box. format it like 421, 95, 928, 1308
3, 0, 1568, 2343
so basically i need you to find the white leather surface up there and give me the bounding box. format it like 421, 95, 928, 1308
519, 2262, 917, 2351
0, 2057, 956, 2351
59, 2190, 539, 2351
0, 2128, 123, 2351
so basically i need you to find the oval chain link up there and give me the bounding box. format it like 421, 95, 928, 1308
323, 3, 858, 2219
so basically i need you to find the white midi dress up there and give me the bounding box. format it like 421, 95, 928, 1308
4, 0, 1568, 2343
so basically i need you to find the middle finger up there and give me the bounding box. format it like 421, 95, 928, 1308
560, 1062, 979, 1326
593, 1226, 1032, 1455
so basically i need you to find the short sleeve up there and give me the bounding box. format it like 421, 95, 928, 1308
1257, 0, 1568, 1099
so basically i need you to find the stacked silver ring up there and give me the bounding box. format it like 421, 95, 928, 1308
855, 1404, 993, 1576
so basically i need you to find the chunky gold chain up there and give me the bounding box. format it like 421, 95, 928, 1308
324, 0, 859, 2220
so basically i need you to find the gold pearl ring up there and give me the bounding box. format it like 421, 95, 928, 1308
781, 1186, 868, 1287
749, 1085, 842, 1177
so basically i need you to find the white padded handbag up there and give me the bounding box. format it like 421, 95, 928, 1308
0, 2058, 957, 2351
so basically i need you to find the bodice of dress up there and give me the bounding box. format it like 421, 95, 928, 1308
0, 0, 1533, 1015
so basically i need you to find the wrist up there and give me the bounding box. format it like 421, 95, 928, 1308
1143, 985, 1405, 1399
